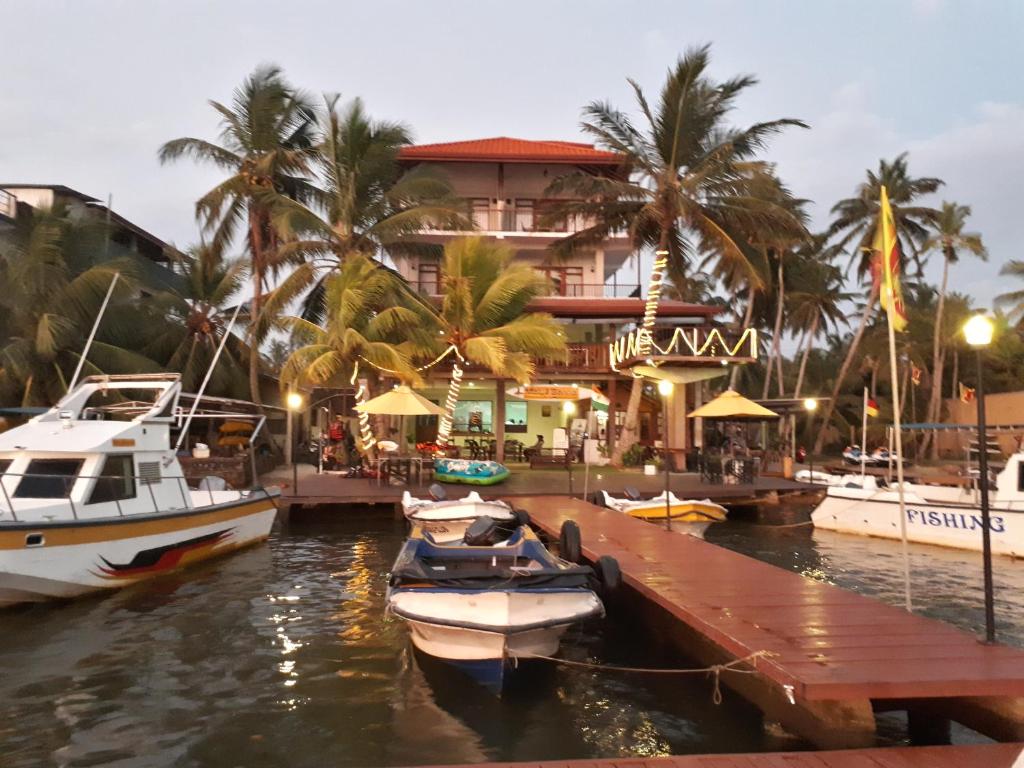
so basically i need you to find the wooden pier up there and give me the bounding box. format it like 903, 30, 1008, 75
409, 743, 1024, 768
515, 495, 1024, 749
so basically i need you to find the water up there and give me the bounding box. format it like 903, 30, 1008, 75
2, 505, 1023, 767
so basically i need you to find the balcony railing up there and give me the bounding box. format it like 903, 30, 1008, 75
538, 343, 610, 372
413, 280, 641, 299
0, 190, 15, 220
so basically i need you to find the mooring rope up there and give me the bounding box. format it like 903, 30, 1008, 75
508, 649, 777, 705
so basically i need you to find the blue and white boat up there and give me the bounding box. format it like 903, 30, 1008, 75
386, 519, 604, 691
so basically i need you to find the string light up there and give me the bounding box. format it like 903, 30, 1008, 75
349, 362, 376, 451
638, 249, 668, 357
436, 362, 463, 444
357, 344, 464, 376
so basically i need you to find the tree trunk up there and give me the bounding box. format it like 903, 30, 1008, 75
951, 348, 959, 400
610, 377, 644, 466
764, 256, 786, 398
921, 254, 950, 458
247, 211, 265, 406
729, 284, 758, 389
793, 315, 817, 399
813, 282, 880, 455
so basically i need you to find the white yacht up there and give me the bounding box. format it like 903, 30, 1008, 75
0, 374, 279, 607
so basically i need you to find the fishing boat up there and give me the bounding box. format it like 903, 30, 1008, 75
811, 452, 1024, 556
0, 374, 279, 607
387, 518, 607, 691
600, 489, 728, 530
400, 487, 521, 544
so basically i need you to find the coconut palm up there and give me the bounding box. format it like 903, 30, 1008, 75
812, 155, 943, 454
427, 238, 566, 444
264, 96, 468, 322
159, 64, 317, 404
786, 254, 850, 398
544, 44, 807, 463
918, 203, 986, 457
994, 262, 1024, 323
0, 204, 156, 405
138, 244, 250, 397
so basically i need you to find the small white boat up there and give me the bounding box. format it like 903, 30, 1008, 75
0, 374, 279, 607
401, 488, 517, 544
387, 519, 607, 691
600, 489, 727, 536
811, 453, 1024, 556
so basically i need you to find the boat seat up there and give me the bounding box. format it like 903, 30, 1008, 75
623, 486, 642, 501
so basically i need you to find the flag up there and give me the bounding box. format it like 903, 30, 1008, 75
866, 398, 880, 417
959, 382, 976, 404
874, 186, 909, 332
911, 365, 922, 386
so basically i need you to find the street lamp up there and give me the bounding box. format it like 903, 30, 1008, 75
964, 312, 996, 643
658, 379, 674, 529
286, 391, 304, 494
803, 398, 818, 484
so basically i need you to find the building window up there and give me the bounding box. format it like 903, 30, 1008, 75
87, 454, 136, 505
453, 400, 493, 433
14, 459, 83, 499
505, 402, 528, 433
418, 263, 439, 295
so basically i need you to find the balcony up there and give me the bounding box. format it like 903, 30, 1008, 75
537, 343, 609, 373
0, 190, 15, 220
413, 280, 640, 299
422, 200, 626, 238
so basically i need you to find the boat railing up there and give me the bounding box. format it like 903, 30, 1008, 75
0, 471, 260, 523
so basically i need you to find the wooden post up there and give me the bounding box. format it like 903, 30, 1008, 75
608, 378, 618, 452
495, 380, 506, 462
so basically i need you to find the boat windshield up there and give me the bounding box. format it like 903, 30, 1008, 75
13, 459, 83, 499
79, 388, 169, 422
0, 459, 10, 476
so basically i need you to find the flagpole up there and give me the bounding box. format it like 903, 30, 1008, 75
884, 265, 913, 613
861, 387, 868, 483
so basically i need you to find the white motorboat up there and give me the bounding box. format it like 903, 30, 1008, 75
387, 519, 607, 691
400, 488, 518, 544
811, 453, 1024, 556
0, 374, 279, 607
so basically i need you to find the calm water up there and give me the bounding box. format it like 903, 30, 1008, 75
2, 505, 1023, 767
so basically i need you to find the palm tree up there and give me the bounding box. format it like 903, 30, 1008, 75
812, 155, 943, 454
786, 255, 850, 398
0, 204, 156, 405
545, 44, 807, 463
427, 238, 566, 444
268, 96, 468, 321
994, 263, 1024, 323
159, 64, 317, 404
918, 203, 986, 457
139, 244, 250, 397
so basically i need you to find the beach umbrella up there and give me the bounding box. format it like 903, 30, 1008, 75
688, 389, 779, 420
355, 386, 445, 453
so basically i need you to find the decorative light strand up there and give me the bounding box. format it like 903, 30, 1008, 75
357, 344, 464, 377
435, 362, 464, 445
608, 327, 758, 373
638, 250, 668, 359
349, 362, 377, 451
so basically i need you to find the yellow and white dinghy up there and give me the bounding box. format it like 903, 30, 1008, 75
600, 489, 727, 526
0, 374, 279, 607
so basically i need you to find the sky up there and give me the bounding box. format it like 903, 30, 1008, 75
2, 0, 1022, 311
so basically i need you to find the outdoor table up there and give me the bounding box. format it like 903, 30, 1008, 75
378, 454, 434, 486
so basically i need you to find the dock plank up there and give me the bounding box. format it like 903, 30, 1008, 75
405, 743, 1024, 768
515, 496, 1024, 703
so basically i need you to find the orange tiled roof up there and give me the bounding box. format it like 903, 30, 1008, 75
397, 137, 622, 165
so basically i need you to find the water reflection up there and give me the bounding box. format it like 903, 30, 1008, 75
3, 506, 1020, 767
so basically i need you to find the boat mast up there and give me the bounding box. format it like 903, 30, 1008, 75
174, 302, 243, 451
67, 272, 120, 392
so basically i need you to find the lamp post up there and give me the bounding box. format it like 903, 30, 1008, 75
658, 379, 674, 530
286, 391, 304, 495
803, 398, 818, 484
964, 313, 996, 643
563, 400, 577, 497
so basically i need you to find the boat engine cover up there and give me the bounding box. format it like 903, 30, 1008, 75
463, 516, 502, 546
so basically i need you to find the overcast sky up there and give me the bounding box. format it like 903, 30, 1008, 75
2, 0, 1021, 310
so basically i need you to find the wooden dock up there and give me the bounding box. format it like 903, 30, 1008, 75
514, 495, 1024, 749
409, 743, 1024, 768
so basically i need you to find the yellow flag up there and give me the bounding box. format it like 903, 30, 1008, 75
876, 185, 908, 331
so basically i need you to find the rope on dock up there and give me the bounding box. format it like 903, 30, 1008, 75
508, 649, 777, 705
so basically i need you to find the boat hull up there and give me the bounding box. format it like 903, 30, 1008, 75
0, 494, 278, 607
625, 503, 726, 523
811, 489, 1024, 557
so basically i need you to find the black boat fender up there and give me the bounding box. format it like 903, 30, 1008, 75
512, 508, 531, 527
559, 520, 582, 563
595, 555, 621, 596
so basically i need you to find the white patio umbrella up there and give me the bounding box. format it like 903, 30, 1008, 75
355, 386, 445, 452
